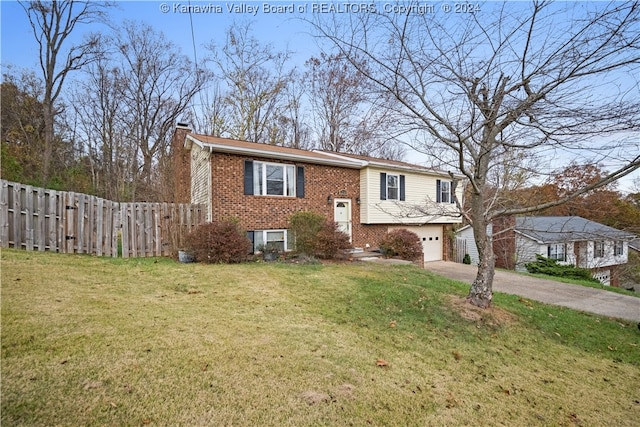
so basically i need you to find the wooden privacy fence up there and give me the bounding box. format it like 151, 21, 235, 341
0, 180, 205, 258
453, 237, 468, 263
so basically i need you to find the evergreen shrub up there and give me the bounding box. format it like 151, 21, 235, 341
525, 254, 599, 283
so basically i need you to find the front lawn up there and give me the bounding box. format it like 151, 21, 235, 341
2, 249, 639, 426
524, 271, 639, 297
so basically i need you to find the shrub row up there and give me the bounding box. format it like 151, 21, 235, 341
525, 254, 600, 283
183, 213, 425, 264
183, 212, 352, 264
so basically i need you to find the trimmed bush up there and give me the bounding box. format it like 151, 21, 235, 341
185, 220, 251, 264
314, 221, 352, 259
289, 211, 325, 255
463, 253, 472, 265
378, 229, 423, 261
525, 254, 600, 283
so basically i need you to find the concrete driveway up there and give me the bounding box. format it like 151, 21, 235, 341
424, 261, 640, 322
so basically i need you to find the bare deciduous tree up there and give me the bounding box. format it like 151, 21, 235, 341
19, 0, 112, 185
305, 52, 404, 159
71, 60, 133, 200
114, 21, 208, 200
313, 1, 640, 307
276, 68, 312, 149
206, 22, 292, 144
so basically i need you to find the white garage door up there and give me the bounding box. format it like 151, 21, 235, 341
593, 270, 611, 286
390, 225, 443, 262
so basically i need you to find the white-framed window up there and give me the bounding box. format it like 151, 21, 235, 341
250, 230, 293, 253
614, 241, 624, 256
253, 161, 296, 197
380, 172, 405, 201
440, 181, 451, 203
547, 244, 566, 261
387, 174, 399, 200
594, 241, 606, 258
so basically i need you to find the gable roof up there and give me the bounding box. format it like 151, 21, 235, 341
184, 132, 455, 177
515, 216, 635, 243
186, 133, 363, 168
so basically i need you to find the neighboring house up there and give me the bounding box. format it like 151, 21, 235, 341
172, 124, 463, 262
456, 216, 635, 286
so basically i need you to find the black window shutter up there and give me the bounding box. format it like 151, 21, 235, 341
547, 245, 551, 258
450, 181, 455, 204
436, 179, 441, 203
380, 173, 387, 200
296, 166, 305, 198
399, 175, 406, 201
247, 231, 255, 253
244, 160, 253, 195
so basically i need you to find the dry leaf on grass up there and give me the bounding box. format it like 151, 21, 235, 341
376, 358, 389, 367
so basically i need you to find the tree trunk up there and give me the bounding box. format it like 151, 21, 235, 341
41, 101, 55, 185
467, 191, 495, 308
467, 239, 495, 308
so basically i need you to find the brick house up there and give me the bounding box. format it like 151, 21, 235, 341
172, 124, 463, 262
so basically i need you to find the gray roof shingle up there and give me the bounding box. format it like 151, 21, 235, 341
515, 216, 635, 243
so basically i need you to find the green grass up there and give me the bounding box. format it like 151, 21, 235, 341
523, 271, 639, 297
2, 249, 639, 426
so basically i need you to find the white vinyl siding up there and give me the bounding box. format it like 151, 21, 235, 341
584, 240, 628, 269
360, 167, 462, 225
513, 237, 576, 271
190, 143, 211, 221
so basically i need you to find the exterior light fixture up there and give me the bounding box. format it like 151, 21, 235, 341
327, 194, 333, 205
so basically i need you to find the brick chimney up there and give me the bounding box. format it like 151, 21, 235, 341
171, 123, 192, 203
492, 216, 516, 270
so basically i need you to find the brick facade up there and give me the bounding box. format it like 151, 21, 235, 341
209, 152, 391, 249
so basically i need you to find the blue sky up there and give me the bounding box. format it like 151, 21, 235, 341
1, 1, 638, 192
1, 0, 318, 71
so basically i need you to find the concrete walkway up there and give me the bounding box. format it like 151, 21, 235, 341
424, 261, 640, 322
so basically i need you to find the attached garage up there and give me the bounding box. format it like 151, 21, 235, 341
390, 225, 444, 262
592, 269, 611, 286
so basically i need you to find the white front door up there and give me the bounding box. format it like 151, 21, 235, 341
334, 199, 352, 242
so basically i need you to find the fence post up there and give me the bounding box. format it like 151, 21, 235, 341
35, 187, 45, 251
0, 181, 8, 248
